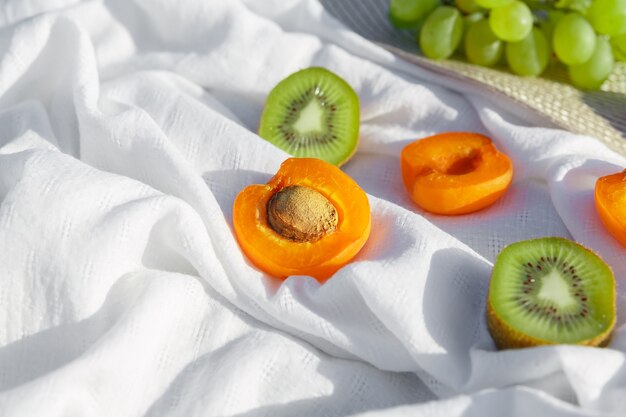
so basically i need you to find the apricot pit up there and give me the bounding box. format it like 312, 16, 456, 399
267, 185, 338, 243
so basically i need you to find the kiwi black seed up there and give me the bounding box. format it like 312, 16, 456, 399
487, 237, 616, 349
258, 67, 360, 166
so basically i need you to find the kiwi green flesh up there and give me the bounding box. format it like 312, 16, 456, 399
258, 67, 359, 166
489, 237, 615, 345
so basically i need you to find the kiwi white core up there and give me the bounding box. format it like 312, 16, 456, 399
292, 99, 324, 135
537, 269, 578, 309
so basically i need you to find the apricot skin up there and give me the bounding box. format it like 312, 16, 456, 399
595, 170, 626, 247
401, 132, 513, 215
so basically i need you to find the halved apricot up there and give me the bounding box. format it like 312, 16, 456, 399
595, 169, 626, 247
401, 132, 513, 215
232, 158, 371, 282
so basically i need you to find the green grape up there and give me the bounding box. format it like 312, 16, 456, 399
568, 37, 615, 89
475, 0, 513, 9
489, 1, 533, 42
539, 10, 565, 42
419, 6, 464, 59
553, 14, 596, 65
586, 0, 626, 36
506, 28, 550, 76
464, 11, 484, 27
554, 0, 592, 13
465, 19, 504, 66
459, 12, 485, 56
611, 32, 626, 61
456, 0, 482, 13
389, 0, 440, 29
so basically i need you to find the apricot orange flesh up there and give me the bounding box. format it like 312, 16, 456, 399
595, 170, 626, 247
232, 158, 371, 282
401, 132, 513, 215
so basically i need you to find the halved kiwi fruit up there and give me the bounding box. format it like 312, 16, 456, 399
258, 67, 360, 166
487, 237, 616, 349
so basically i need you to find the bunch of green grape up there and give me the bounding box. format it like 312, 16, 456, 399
389, 0, 626, 89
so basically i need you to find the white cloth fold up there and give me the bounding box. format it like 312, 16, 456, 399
0, 0, 625, 416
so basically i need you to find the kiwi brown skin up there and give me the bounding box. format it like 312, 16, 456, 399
486, 237, 616, 350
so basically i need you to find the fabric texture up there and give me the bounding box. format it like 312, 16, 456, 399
0, 0, 625, 416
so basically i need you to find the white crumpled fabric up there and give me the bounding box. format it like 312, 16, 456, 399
0, 0, 625, 415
